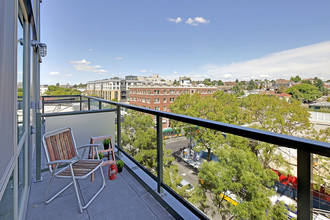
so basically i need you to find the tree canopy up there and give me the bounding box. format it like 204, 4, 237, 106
170, 92, 316, 218
290, 75, 301, 83
285, 83, 322, 102
121, 111, 182, 189
44, 85, 81, 96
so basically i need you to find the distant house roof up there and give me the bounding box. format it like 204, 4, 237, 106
276, 79, 290, 84
224, 82, 236, 86
276, 92, 292, 98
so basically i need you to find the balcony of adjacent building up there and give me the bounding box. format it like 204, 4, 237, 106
24, 95, 330, 219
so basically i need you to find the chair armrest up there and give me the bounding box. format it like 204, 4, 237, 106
46, 160, 73, 165
77, 144, 101, 149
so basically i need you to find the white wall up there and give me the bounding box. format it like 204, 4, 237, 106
45, 112, 116, 150
309, 111, 330, 123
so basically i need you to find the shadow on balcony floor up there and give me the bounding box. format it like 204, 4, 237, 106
26, 166, 174, 220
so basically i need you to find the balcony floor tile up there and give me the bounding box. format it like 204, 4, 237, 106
26, 166, 174, 220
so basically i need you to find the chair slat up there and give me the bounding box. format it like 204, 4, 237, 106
66, 131, 76, 158
57, 160, 102, 177
61, 132, 72, 159
50, 136, 60, 161
64, 131, 75, 158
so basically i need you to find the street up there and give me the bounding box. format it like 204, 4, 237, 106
165, 137, 199, 186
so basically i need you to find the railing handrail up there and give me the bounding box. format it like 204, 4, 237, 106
81, 95, 330, 157
40, 108, 117, 117
42, 95, 81, 98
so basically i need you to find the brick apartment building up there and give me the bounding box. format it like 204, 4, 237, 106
129, 85, 218, 128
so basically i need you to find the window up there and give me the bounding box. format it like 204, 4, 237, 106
155, 107, 160, 110
154, 90, 160, 94
163, 98, 167, 103
147, 90, 151, 94
134, 97, 137, 101
154, 98, 160, 103
142, 98, 146, 103
170, 98, 175, 103
163, 90, 167, 94
163, 106, 167, 111
170, 90, 175, 94
147, 98, 151, 103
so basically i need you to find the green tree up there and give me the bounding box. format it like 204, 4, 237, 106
171, 92, 246, 161
231, 84, 244, 97
121, 111, 182, 189
313, 77, 328, 95
301, 79, 312, 84
203, 78, 212, 86
44, 85, 81, 95
241, 95, 311, 171
217, 80, 224, 86
290, 75, 301, 83
285, 83, 322, 102
17, 88, 23, 97
196, 146, 279, 219
247, 80, 256, 91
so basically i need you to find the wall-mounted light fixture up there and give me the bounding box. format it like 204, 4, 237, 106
31, 40, 47, 57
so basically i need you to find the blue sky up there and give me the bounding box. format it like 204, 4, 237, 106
40, 0, 330, 85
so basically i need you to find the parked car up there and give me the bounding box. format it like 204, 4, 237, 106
178, 179, 194, 192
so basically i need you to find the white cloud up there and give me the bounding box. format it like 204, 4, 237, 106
222, 74, 232, 79
201, 41, 330, 80
69, 59, 107, 74
67, 74, 73, 77
49, 71, 60, 75
167, 17, 182, 24
140, 69, 147, 73
89, 49, 93, 52
173, 71, 178, 74
186, 17, 210, 26
115, 57, 123, 60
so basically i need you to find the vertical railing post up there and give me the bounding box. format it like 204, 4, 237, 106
42, 96, 44, 113
79, 95, 82, 111
88, 98, 90, 110
156, 115, 163, 194
297, 149, 312, 220
99, 101, 102, 110
35, 112, 42, 182
117, 106, 121, 156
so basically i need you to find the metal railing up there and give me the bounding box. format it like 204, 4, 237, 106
36, 95, 330, 220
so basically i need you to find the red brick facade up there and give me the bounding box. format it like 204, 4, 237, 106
129, 85, 218, 128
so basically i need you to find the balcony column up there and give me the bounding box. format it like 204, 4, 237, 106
35, 112, 42, 181
117, 106, 121, 156
79, 96, 82, 111
156, 115, 163, 194
297, 149, 312, 220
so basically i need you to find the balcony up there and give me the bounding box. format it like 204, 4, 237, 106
29, 95, 330, 219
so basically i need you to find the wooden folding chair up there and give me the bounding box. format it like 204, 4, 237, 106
42, 127, 106, 213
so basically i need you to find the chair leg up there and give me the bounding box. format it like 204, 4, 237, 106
82, 166, 106, 209
70, 164, 84, 213
44, 172, 73, 204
